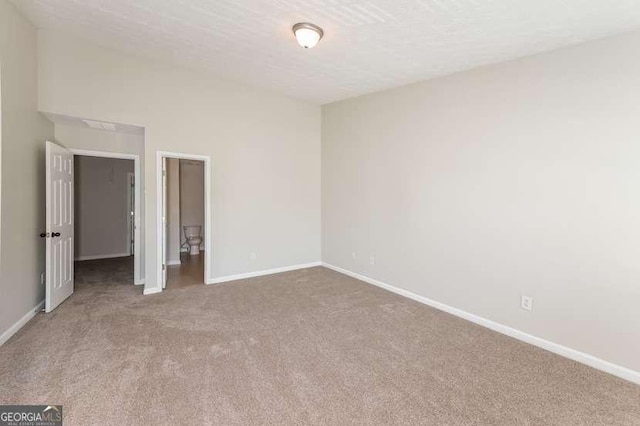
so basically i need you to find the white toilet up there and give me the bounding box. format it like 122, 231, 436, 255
183, 225, 202, 255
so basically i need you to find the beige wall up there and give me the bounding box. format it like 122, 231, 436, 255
0, 1, 54, 339
322, 31, 640, 374
179, 161, 204, 249
166, 158, 181, 264
74, 156, 134, 259
39, 30, 321, 291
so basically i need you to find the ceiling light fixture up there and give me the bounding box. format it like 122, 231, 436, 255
292, 22, 323, 49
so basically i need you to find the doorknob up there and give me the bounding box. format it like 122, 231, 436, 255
52, 232, 61, 237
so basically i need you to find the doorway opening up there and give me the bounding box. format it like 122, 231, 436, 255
43, 116, 145, 312
71, 150, 142, 287
156, 152, 211, 292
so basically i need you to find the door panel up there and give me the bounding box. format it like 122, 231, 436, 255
162, 157, 168, 288
129, 174, 135, 255
46, 141, 74, 312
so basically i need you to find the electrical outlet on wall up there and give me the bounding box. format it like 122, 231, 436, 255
521, 296, 533, 311
369, 256, 375, 265
352, 252, 357, 260
250, 252, 256, 261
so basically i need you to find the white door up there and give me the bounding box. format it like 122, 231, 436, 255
161, 157, 168, 288
45, 141, 74, 312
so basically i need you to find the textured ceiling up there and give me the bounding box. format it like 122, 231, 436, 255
13, 0, 640, 104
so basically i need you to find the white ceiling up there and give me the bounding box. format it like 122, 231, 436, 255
14, 0, 640, 104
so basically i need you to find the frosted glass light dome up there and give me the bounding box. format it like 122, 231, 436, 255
292, 23, 324, 49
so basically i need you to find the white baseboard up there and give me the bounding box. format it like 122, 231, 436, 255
0, 300, 45, 347
75, 252, 131, 261
167, 260, 181, 266
206, 261, 322, 285
134, 278, 145, 286
322, 262, 640, 385
143, 287, 162, 295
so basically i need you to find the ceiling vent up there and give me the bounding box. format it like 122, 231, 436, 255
82, 119, 118, 131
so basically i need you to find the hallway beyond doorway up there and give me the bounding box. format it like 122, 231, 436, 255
75, 256, 134, 289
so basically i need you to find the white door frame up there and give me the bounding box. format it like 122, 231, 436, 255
126, 172, 135, 256
155, 151, 212, 292
161, 157, 167, 289
70, 149, 143, 285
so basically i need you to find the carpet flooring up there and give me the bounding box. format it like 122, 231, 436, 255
1, 257, 639, 425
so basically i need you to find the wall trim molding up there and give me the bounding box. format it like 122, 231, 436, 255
134, 278, 145, 286
166, 260, 182, 266
75, 253, 131, 261
321, 262, 640, 385
206, 262, 322, 285
0, 300, 45, 347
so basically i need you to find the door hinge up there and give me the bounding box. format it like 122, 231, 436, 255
162, 170, 166, 177
162, 264, 166, 270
